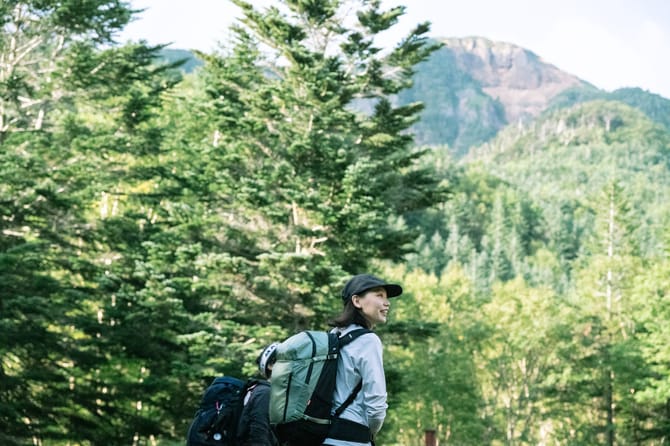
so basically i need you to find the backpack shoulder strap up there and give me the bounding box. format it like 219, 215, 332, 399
337, 328, 372, 348
242, 378, 264, 405
333, 380, 362, 418
332, 328, 373, 417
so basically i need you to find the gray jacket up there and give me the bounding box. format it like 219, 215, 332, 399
323, 324, 388, 446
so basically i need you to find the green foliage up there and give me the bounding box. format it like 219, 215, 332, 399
549, 85, 670, 132
4, 1, 670, 445
0, 0, 134, 139
472, 101, 670, 264
381, 265, 488, 445
402, 97, 670, 444
478, 279, 565, 444
172, 0, 446, 329
1, 0, 444, 443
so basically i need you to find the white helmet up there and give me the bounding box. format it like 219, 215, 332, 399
257, 342, 280, 379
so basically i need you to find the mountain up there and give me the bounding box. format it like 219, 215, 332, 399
399, 37, 593, 155
467, 100, 670, 257
161, 37, 670, 159
548, 86, 670, 131
395, 39, 508, 157
156, 48, 204, 73
443, 37, 589, 123
471, 100, 670, 168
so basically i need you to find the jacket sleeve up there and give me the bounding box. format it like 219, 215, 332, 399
358, 333, 388, 435
243, 384, 276, 446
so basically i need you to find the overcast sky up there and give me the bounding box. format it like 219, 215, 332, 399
118, 0, 670, 99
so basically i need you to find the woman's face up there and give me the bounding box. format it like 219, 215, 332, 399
352, 286, 390, 326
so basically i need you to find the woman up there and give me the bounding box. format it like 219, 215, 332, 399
323, 273, 403, 446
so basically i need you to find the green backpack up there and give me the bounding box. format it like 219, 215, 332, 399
269, 328, 370, 446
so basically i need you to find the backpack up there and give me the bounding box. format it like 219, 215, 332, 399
269, 328, 371, 446
186, 376, 250, 446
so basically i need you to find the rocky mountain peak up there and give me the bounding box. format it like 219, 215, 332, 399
440, 37, 586, 123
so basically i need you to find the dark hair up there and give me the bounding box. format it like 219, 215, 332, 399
328, 299, 372, 329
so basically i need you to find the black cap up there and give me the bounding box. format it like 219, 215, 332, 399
341, 274, 403, 303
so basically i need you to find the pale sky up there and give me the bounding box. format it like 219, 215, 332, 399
118, 0, 670, 99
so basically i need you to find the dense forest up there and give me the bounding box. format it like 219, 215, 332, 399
2, 1, 670, 445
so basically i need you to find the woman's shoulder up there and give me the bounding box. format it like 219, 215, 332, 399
335, 324, 382, 350
335, 324, 377, 337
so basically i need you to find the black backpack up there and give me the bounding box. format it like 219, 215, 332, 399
186, 376, 250, 446
269, 328, 371, 446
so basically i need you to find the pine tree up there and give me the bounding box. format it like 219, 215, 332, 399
170, 0, 445, 329
0, 2, 185, 442
0, 0, 133, 138
559, 180, 643, 445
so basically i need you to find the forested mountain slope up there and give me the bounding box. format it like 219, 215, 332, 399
549, 86, 670, 131
407, 100, 670, 292
470, 100, 670, 258
390, 100, 670, 446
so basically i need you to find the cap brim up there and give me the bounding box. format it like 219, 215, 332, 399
383, 284, 403, 298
